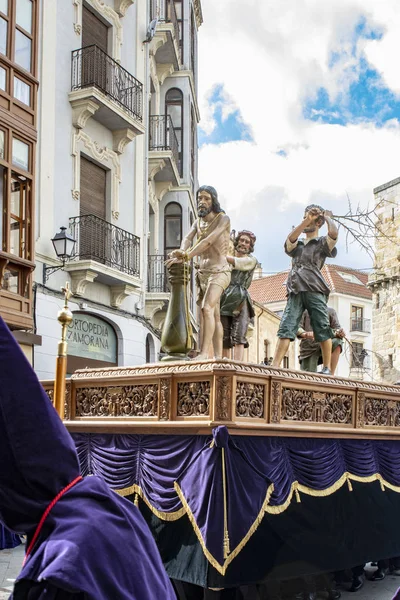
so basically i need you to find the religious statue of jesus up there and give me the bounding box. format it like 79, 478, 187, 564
166, 185, 231, 360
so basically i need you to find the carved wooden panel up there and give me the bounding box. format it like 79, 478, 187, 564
177, 381, 210, 416
215, 376, 231, 420
282, 388, 353, 424
363, 397, 400, 427
75, 385, 158, 417
44, 385, 71, 420
159, 378, 171, 421
236, 382, 265, 418
357, 392, 365, 428
270, 380, 282, 423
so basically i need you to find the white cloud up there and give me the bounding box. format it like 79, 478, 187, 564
197, 0, 400, 271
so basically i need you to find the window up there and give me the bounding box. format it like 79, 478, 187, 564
375, 293, 380, 309
283, 356, 289, 369
0, 64, 6, 89
351, 306, 364, 332
0, 1, 8, 16
13, 75, 30, 104
174, 0, 183, 61
12, 136, 29, 170
338, 271, 363, 285
165, 88, 183, 176
164, 202, 182, 256
0, 0, 35, 72
145, 334, 155, 363
351, 342, 364, 368
0, 15, 7, 55
0, 126, 33, 260
10, 172, 30, 258
16, 0, 32, 34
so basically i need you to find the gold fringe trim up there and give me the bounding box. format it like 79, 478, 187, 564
174, 481, 274, 575
116, 472, 400, 575
115, 484, 186, 521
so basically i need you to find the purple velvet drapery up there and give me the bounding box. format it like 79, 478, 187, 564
73, 427, 400, 573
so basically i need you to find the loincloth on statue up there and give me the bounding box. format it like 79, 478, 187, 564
196, 268, 231, 306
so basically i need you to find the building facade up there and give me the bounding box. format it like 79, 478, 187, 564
368, 177, 400, 384
31, 0, 201, 379
246, 300, 296, 368
0, 0, 41, 361
249, 264, 373, 379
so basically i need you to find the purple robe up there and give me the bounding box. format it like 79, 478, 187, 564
0, 316, 176, 600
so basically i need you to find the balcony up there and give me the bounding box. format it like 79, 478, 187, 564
149, 0, 181, 69
148, 115, 180, 185
69, 46, 145, 136
148, 254, 168, 293
350, 318, 371, 334
65, 215, 141, 300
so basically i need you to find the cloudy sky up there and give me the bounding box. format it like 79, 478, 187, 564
197, 0, 400, 274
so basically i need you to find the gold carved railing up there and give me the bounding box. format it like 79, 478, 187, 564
41, 360, 400, 439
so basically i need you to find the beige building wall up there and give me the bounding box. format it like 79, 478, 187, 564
369, 177, 400, 383
246, 302, 297, 368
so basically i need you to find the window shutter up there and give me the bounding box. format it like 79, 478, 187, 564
80, 157, 106, 220
82, 6, 108, 53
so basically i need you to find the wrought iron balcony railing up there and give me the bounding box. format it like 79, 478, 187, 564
70, 214, 140, 277
350, 318, 371, 333
148, 254, 169, 293
149, 115, 179, 169
71, 45, 143, 121
150, 0, 181, 57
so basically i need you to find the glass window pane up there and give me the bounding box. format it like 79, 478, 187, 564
12, 137, 29, 170
165, 217, 181, 248
165, 202, 182, 216
0, 130, 4, 159
16, 0, 32, 33
10, 178, 21, 216
0, 65, 6, 90
3, 266, 19, 293
0, 0, 8, 15
167, 105, 181, 127
0, 16, 7, 56
10, 218, 20, 255
15, 29, 31, 71
14, 76, 30, 104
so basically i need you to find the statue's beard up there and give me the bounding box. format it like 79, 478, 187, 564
198, 205, 212, 217
237, 244, 250, 254
304, 225, 317, 233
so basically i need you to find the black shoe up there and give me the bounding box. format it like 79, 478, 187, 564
349, 575, 364, 592
328, 590, 341, 600
372, 568, 389, 581
321, 367, 331, 375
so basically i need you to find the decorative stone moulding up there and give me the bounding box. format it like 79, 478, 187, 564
39, 361, 400, 439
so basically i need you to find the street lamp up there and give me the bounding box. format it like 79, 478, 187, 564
43, 227, 76, 284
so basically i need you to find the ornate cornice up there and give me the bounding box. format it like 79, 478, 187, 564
110, 284, 137, 308
112, 128, 136, 154
114, 0, 134, 17
193, 0, 203, 28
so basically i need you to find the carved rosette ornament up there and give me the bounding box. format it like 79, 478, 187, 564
159, 379, 171, 421
75, 385, 158, 417
282, 388, 352, 424
270, 381, 282, 423
364, 397, 400, 427
216, 376, 231, 420
177, 381, 210, 416
236, 382, 264, 418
